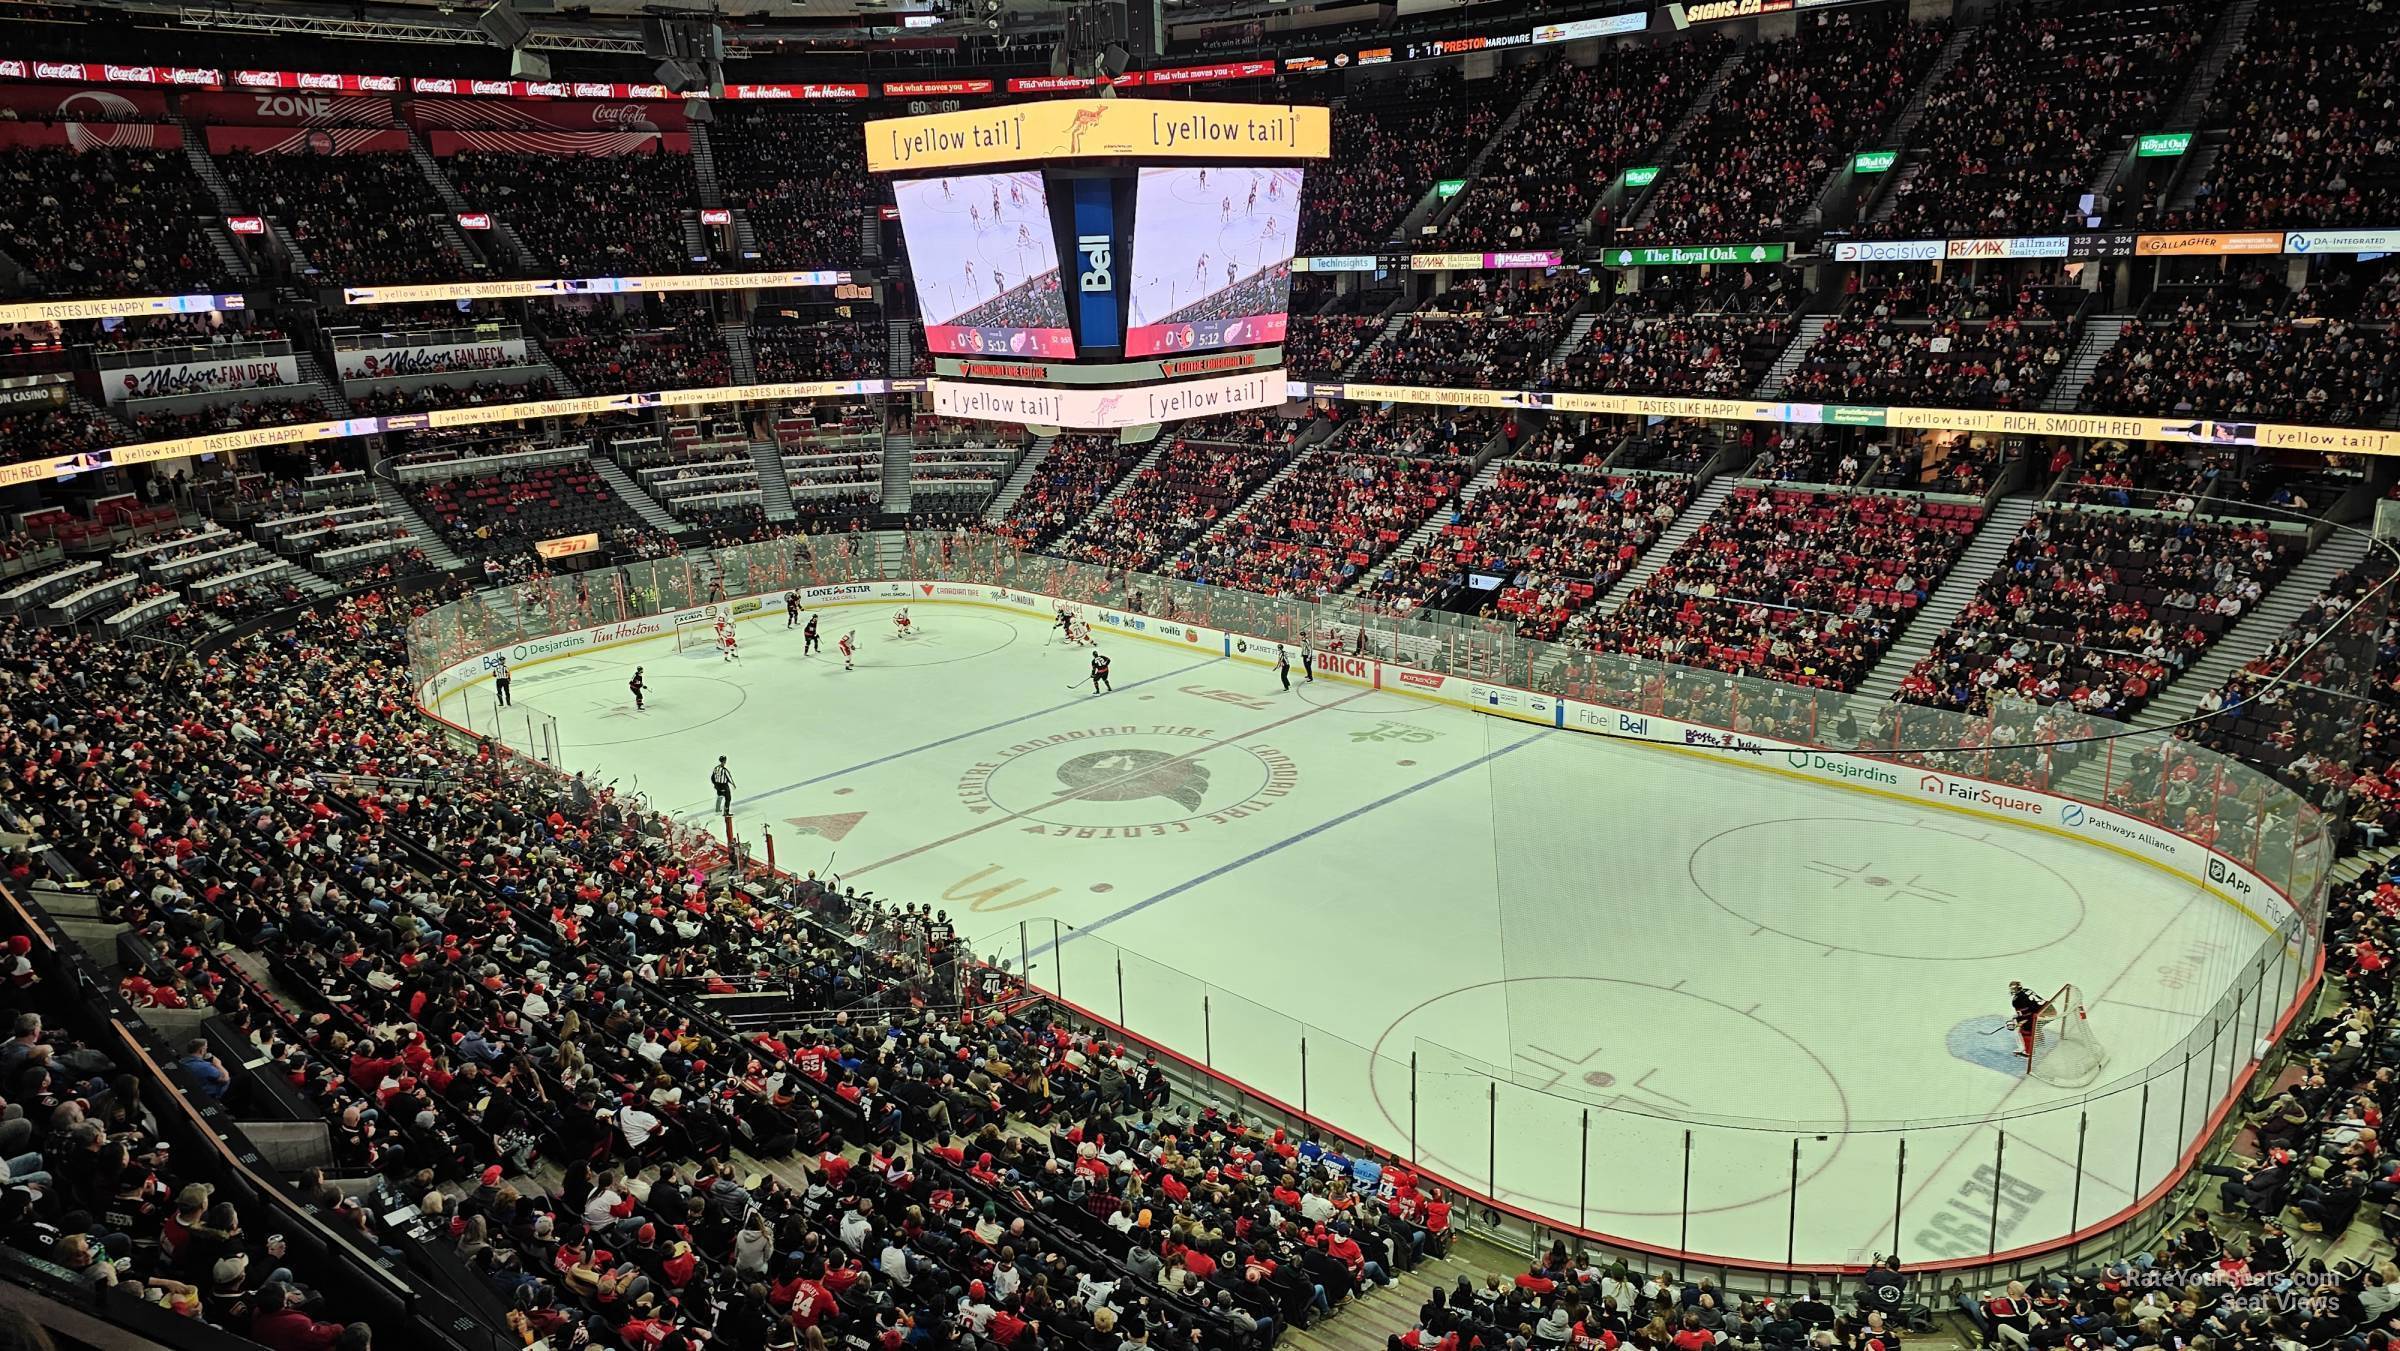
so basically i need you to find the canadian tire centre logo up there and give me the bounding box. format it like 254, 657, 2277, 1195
957, 726, 1297, 836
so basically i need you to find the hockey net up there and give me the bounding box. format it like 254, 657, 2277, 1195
2030, 984, 2108, 1088
674, 615, 722, 653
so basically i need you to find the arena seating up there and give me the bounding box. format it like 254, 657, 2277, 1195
3, 146, 222, 297
1867, 0, 2208, 239
1051, 415, 1307, 574
752, 316, 885, 382
1173, 450, 1465, 598
999, 434, 1151, 549
1781, 279, 2083, 409
1624, 8, 1948, 244
1590, 487, 1983, 689
1895, 508, 2302, 719
1349, 275, 1583, 390
1358, 463, 1692, 638
2147, 10, 2400, 229
219, 150, 466, 284
445, 148, 702, 276
130, 395, 322, 440
1440, 38, 1733, 248
712, 106, 870, 269
1285, 313, 1386, 381
540, 300, 731, 395
401, 460, 646, 559
1296, 69, 1518, 255
2077, 298, 2400, 429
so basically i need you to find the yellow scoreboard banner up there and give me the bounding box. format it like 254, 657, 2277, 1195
865, 99, 1330, 172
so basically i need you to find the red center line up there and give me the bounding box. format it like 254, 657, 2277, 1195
846, 689, 1371, 877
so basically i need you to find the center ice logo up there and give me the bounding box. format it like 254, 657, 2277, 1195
1054, 748, 1209, 811
956, 726, 1299, 834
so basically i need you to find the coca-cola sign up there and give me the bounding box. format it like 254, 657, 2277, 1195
455, 212, 492, 230
699, 208, 731, 226
225, 216, 265, 235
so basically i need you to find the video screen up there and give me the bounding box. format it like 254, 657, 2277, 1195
1124, 166, 1304, 358
894, 170, 1076, 359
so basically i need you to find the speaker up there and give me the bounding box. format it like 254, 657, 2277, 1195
655, 58, 706, 92
476, 0, 532, 49
1097, 40, 1131, 78
682, 97, 714, 125
509, 48, 551, 79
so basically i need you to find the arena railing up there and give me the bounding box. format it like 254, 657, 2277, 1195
402, 530, 2345, 1283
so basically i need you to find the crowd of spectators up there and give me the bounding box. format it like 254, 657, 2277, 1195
352, 376, 557, 419
2149, 11, 2400, 230
1052, 416, 1306, 574
1548, 309, 1793, 397
1441, 39, 1733, 248
1780, 285, 2079, 410
130, 395, 322, 441
1867, 0, 2207, 238
1333, 405, 1507, 459
713, 106, 870, 270
1613, 422, 1722, 475
754, 317, 885, 383
1589, 487, 1982, 688
220, 149, 467, 285
1897, 508, 2299, 719
541, 300, 731, 395
1296, 70, 1518, 256
1861, 437, 2008, 495
998, 435, 1150, 550
1286, 313, 1387, 381
1170, 451, 1465, 600
1625, 9, 1947, 244
0, 397, 126, 461
2077, 309, 2400, 428
447, 147, 703, 277
5, 145, 221, 297
403, 459, 646, 559
1350, 276, 1582, 389
1360, 463, 1690, 637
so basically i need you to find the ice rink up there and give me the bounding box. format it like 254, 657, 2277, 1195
434, 598, 2300, 1266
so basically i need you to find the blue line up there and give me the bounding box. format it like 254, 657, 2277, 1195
1036, 725, 1551, 959
729, 654, 1224, 808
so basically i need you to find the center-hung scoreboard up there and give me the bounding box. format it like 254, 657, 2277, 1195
865, 98, 1329, 432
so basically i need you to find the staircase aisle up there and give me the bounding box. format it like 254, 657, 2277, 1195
749, 440, 795, 523
2040, 317, 2130, 412
1752, 315, 1830, 399
1593, 477, 1737, 617
2128, 530, 2375, 732
370, 478, 468, 573
880, 433, 917, 520
1341, 455, 1510, 595
593, 456, 686, 534
1853, 496, 2038, 701
983, 434, 1060, 522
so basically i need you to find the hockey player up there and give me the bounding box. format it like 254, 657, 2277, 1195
1068, 616, 1093, 647
1053, 606, 1075, 644
628, 666, 647, 711
1090, 650, 1112, 695
720, 623, 740, 663
839, 630, 857, 671
785, 590, 801, 627
892, 607, 912, 640
804, 613, 821, 655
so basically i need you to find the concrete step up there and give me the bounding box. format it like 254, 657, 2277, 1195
1855, 496, 2039, 701
1594, 476, 1737, 618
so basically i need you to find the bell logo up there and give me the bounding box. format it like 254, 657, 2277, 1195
1078, 233, 1112, 292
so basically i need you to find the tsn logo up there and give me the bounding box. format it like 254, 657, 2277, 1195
1078, 233, 1112, 292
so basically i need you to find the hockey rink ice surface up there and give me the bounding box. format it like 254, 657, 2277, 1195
435, 601, 2300, 1266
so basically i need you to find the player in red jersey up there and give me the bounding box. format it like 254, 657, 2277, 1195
839, 630, 856, 671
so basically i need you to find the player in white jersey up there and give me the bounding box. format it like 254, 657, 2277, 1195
892, 606, 913, 640
716, 618, 740, 662
839, 631, 857, 670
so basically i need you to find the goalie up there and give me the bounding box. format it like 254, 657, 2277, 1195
2008, 980, 2107, 1086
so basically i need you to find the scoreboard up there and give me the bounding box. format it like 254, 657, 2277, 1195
867, 98, 1330, 430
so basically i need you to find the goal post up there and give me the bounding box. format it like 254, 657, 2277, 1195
674, 615, 721, 653
2030, 984, 2108, 1088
